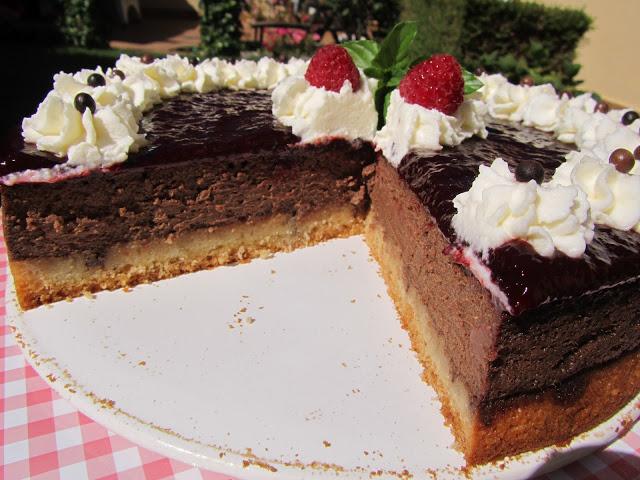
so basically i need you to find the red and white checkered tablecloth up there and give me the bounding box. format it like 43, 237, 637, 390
1, 241, 639, 480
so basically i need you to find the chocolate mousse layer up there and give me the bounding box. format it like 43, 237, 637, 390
393, 122, 640, 420
1, 90, 374, 262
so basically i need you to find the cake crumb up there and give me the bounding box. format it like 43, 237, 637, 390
323, 440, 332, 447
138, 360, 146, 366
350, 299, 356, 304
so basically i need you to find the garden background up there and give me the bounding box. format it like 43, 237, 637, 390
1, 0, 637, 138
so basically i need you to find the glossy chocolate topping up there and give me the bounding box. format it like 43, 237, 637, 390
0, 90, 298, 177
398, 122, 640, 316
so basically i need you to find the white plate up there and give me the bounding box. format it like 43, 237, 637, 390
7, 236, 640, 480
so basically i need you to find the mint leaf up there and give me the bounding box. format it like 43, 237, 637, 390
363, 65, 385, 79
374, 84, 392, 129
387, 72, 404, 88
463, 69, 483, 95
383, 90, 393, 121
372, 21, 418, 71
343, 40, 379, 70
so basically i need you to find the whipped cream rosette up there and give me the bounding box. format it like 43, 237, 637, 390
552, 151, 640, 232
272, 73, 378, 143
452, 158, 594, 258
374, 89, 488, 166
21, 91, 144, 168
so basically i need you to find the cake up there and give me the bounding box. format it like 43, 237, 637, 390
1, 88, 373, 309
2, 36, 640, 467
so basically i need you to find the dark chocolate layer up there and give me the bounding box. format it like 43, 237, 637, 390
398, 122, 640, 315
482, 278, 640, 419
1, 91, 374, 261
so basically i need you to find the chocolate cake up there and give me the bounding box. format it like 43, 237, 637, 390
366, 121, 640, 463
1, 90, 373, 309
2, 49, 640, 468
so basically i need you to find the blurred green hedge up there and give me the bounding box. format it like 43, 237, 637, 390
58, 0, 109, 48
199, 0, 243, 58
402, 0, 592, 91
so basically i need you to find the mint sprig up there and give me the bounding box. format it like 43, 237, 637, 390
342, 22, 484, 128
463, 69, 484, 95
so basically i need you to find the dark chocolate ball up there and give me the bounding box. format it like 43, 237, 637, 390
519, 75, 535, 87
594, 101, 610, 114
112, 69, 125, 80
87, 73, 106, 87
635, 145, 640, 160
474, 67, 486, 76
609, 148, 635, 173
74, 92, 96, 114
141, 53, 154, 64
515, 160, 544, 184
189, 56, 200, 66
622, 110, 640, 126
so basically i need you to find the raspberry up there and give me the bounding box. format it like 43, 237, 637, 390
398, 54, 464, 115
305, 45, 361, 93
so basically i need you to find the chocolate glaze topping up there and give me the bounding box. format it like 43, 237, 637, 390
398, 122, 640, 316
0, 90, 298, 177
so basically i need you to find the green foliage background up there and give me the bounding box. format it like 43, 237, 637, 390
401, 0, 465, 58
199, 0, 244, 58
401, 0, 592, 91
58, 0, 108, 48
323, 0, 402, 39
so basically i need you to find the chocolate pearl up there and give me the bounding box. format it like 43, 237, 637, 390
141, 53, 154, 64
87, 73, 106, 87
515, 160, 544, 184
474, 67, 486, 76
609, 148, 635, 173
74, 92, 96, 114
112, 69, 125, 80
594, 101, 610, 114
520, 75, 535, 87
189, 56, 200, 66
622, 110, 639, 126
634, 145, 640, 160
